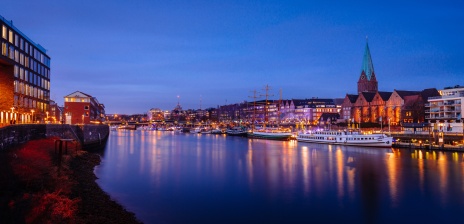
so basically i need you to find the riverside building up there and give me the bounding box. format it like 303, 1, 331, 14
426, 85, 464, 133
64, 91, 105, 125
341, 40, 439, 127
0, 15, 50, 125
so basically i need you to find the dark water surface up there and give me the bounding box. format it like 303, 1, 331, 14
95, 130, 464, 224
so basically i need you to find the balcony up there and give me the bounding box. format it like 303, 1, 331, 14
428, 92, 464, 100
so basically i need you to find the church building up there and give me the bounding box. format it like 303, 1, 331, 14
341, 40, 439, 127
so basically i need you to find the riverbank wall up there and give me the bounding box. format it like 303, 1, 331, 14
0, 124, 109, 151
392, 133, 464, 151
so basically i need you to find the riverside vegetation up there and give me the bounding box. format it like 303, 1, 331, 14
0, 137, 141, 223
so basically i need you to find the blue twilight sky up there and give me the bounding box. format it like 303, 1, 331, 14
2, 0, 464, 114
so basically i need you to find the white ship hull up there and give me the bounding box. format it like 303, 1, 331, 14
297, 130, 393, 148
248, 129, 293, 141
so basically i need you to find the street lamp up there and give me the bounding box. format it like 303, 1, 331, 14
380, 117, 383, 133
10, 107, 15, 124
388, 118, 391, 135
31, 109, 35, 123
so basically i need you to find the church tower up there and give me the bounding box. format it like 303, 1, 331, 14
357, 40, 378, 93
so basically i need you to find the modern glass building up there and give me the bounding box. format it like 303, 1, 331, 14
0, 15, 50, 125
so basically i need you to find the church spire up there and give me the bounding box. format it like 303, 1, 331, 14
357, 39, 378, 93
361, 40, 375, 80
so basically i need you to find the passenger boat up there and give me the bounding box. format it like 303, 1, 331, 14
297, 130, 393, 148
247, 127, 293, 141
226, 127, 248, 137
118, 124, 136, 130
211, 128, 224, 134
190, 127, 201, 133
200, 128, 211, 134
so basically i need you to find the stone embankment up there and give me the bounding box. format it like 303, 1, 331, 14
1, 124, 109, 151
391, 132, 464, 151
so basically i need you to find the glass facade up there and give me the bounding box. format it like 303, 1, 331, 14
0, 15, 51, 123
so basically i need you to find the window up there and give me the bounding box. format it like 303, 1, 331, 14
1, 42, 6, 56
9, 45, 14, 59
2, 25, 6, 39
84, 105, 89, 110
14, 65, 18, 78
8, 30, 13, 43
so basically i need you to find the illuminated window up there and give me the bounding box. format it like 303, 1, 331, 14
14, 49, 19, 62
8, 30, 13, 43
1, 42, 6, 56
14, 65, 18, 78
2, 25, 6, 39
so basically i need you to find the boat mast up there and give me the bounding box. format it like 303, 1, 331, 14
278, 88, 282, 128
249, 90, 259, 132
262, 84, 273, 129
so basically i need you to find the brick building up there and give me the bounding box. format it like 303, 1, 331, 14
341, 41, 439, 127
64, 91, 105, 124
48, 100, 62, 124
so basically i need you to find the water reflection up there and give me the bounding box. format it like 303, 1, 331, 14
96, 130, 464, 224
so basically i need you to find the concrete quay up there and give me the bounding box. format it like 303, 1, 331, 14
391, 132, 464, 152
0, 124, 109, 151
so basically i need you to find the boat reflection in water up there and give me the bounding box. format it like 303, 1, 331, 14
95, 130, 464, 224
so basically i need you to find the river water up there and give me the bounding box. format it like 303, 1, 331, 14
95, 130, 464, 224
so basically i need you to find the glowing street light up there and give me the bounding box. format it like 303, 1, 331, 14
31, 109, 35, 123
388, 118, 391, 135
10, 107, 15, 124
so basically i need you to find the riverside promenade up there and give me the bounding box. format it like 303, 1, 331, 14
391, 132, 464, 151
0, 124, 141, 223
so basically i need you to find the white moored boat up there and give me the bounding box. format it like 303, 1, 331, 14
248, 128, 293, 141
297, 130, 393, 148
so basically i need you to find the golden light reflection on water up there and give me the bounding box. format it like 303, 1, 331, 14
336, 148, 344, 200
301, 146, 310, 196
101, 131, 464, 218
438, 152, 448, 206
386, 150, 399, 207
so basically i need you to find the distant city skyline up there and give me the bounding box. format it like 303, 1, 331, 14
2, 1, 463, 114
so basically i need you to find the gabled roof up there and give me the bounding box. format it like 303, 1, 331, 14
346, 94, 358, 103
361, 91, 376, 102
420, 88, 440, 99
394, 90, 420, 99
402, 95, 421, 109
64, 91, 93, 98
333, 98, 344, 105
361, 41, 375, 81
377, 91, 393, 101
